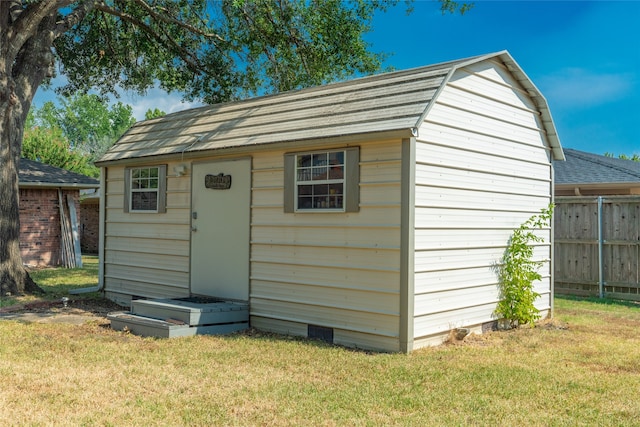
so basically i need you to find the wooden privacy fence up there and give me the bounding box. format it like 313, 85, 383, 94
554, 196, 640, 301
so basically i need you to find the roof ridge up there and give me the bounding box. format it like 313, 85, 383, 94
142, 52, 504, 124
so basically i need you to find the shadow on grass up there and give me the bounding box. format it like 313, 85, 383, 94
556, 294, 640, 309
222, 328, 386, 355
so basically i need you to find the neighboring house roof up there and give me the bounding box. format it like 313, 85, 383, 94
554, 148, 640, 196
19, 158, 99, 189
555, 149, 640, 185
97, 50, 563, 165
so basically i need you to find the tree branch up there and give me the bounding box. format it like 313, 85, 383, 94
239, 5, 278, 69
8, 0, 23, 23
93, 2, 208, 73
53, 0, 97, 37
14, 15, 57, 115
97, 8, 127, 70
7, 0, 71, 61
274, 0, 311, 80
281, 3, 307, 54
128, 0, 226, 42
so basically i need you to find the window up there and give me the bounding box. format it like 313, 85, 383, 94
296, 151, 345, 210
124, 165, 167, 213
284, 147, 359, 213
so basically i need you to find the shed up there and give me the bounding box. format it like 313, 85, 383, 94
18, 158, 99, 267
97, 51, 563, 352
555, 148, 640, 196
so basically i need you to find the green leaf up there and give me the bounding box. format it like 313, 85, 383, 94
495, 204, 554, 328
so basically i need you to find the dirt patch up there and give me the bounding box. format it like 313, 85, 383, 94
536, 317, 569, 330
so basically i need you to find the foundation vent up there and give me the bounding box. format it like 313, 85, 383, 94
308, 324, 334, 344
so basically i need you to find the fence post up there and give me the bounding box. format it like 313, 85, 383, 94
597, 196, 604, 298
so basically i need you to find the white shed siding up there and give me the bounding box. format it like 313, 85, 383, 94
103, 163, 192, 304
414, 303, 496, 345
250, 140, 403, 351
412, 61, 553, 344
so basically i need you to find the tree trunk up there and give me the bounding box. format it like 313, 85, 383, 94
0, 81, 43, 296
0, 90, 43, 296
0, 3, 48, 296
0, 1, 66, 296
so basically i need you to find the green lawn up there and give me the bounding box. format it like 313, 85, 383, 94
0, 256, 100, 308
1, 261, 639, 425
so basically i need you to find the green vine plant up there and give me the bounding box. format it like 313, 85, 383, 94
495, 204, 554, 329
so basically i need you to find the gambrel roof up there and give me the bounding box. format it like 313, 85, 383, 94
97, 51, 563, 165
19, 158, 99, 189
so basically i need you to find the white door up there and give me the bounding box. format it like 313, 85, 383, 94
190, 158, 251, 300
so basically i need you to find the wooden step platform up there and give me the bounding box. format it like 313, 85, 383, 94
108, 297, 248, 338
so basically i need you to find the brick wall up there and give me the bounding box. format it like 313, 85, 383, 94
19, 188, 80, 267
80, 201, 99, 254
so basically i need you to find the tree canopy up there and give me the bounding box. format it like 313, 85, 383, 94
145, 108, 167, 121
53, 0, 403, 104
1, 0, 470, 295
25, 93, 137, 176
604, 152, 640, 162
22, 125, 96, 177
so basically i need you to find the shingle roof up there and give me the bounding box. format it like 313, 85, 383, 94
97, 50, 563, 164
19, 158, 99, 188
555, 148, 640, 185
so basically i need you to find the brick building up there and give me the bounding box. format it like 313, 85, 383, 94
79, 191, 100, 254
18, 158, 99, 267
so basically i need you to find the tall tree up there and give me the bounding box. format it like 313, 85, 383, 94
1, 0, 468, 295
29, 93, 136, 167
51, 94, 134, 154
22, 125, 96, 176
144, 108, 166, 120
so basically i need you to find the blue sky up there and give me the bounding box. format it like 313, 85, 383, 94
34, 1, 638, 156
367, 0, 639, 156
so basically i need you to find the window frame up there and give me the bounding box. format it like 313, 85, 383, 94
124, 165, 167, 213
284, 147, 359, 213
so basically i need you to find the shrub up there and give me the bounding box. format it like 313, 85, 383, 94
496, 205, 553, 328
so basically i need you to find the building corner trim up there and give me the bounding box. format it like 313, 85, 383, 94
399, 137, 416, 353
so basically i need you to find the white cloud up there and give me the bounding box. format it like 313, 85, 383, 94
120, 87, 204, 121
537, 68, 633, 109
33, 76, 203, 122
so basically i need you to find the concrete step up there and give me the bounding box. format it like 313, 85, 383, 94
107, 297, 249, 338
131, 298, 248, 326
108, 312, 248, 338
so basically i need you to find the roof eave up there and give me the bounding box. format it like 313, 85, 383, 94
556, 182, 640, 189
19, 182, 100, 189
96, 128, 416, 167
496, 51, 565, 161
